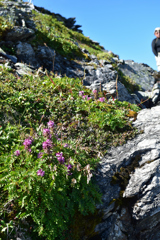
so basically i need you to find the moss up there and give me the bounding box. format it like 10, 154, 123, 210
83, 53, 91, 61
97, 51, 113, 61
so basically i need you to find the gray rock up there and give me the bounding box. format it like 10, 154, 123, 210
99, 59, 111, 65
0, 0, 35, 29
95, 106, 160, 239
118, 60, 155, 91
36, 45, 56, 71
0, 47, 17, 63
6, 26, 35, 42
14, 62, 35, 75
103, 80, 136, 103
16, 42, 38, 67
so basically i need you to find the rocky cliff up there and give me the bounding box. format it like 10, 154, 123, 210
95, 106, 160, 240
0, 1, 160, 240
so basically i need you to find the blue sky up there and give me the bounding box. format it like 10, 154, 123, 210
28, 0, 160, 70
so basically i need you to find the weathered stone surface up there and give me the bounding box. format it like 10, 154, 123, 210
36, 45, 56, 71
95, 106, 160, 239
0, 47, 17, 63
118, 60, 155, 91
16, 42, 38, 67
14, 62, 35, 75
6, 26, 35, 42
0, 0, 35, 29
103, 81, 136, 103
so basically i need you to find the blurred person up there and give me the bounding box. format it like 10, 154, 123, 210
152, 27, 160, 72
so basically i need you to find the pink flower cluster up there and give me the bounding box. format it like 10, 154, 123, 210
47, 120, 54, 129
63, 143, 68, 148
37, 169, 45, 177
79, 91, 91, 101
79, 91, 84, 96
23, 138, 33, 152
66, 164, 73, 175
43, 128, 51, 138
82, 95, 92, 100
14, 150, 20, 156
98, 97, 105, 102
56, 152, 65, 164
42, 139, 53, 153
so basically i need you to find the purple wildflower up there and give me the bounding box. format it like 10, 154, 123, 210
66, 164, 72, 170
82, 95, 88, 99
42, 139, 53, 153
55, 133, 59, 139
37, 169, 45, 177
47, 120, 54, 129
56, 152, 63, 157
14, 150, 20, 156
23, 138, 32, 146
23, 138, 33, 152
56, 152, 65, 164
98, 97, 105, 102
37, 152, 43, 158
43, 128, 51, 138
79, 91, 84, 96
87, 96, 92, 100
66, 164, 73, 175
63, 143, 68, 148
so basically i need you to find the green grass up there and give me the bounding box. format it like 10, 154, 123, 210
97, 51, 113, 61
31, 10, 104, 59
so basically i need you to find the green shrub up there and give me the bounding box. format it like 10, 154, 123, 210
0, 120, 101, 239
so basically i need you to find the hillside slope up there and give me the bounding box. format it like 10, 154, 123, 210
0, 1, 157, 240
